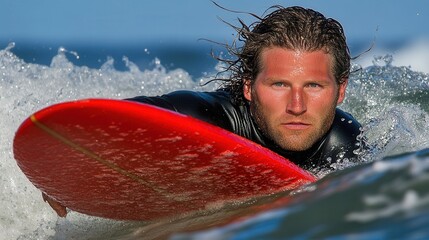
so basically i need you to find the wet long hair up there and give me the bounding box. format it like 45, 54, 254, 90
214, 6, 351, 105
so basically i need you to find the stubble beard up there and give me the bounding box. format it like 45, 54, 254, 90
250, 97, 337, 152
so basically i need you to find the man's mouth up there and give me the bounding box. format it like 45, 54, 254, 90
282, 122, 311, 130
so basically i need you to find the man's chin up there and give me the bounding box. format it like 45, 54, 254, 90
282, 145, 313, 152
276, 135, 316, 152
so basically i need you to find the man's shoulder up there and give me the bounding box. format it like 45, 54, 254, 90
333, 109, 362, 139
166, 89, 232, 103
322, 108, 363, 160
126, 90, 233, 110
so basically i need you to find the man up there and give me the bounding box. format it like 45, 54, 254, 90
44, 6, 363, 217
128, 6, 362, 171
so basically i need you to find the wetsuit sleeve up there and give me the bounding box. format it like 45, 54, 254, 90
124, 91, 237, 132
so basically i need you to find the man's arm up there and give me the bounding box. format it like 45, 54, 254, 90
126, 90, 237, 131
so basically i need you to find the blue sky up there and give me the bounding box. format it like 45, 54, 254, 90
1, 0, 428, 47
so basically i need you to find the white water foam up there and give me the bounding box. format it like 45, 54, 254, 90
0, 43, 219, 239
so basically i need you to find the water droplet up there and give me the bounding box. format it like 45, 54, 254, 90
6, 42, 15, 51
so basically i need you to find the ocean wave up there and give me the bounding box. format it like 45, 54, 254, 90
353, 38, 429, 74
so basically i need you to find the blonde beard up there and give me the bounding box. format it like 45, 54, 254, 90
250, 96, 338, 152
258, 111, 335, 151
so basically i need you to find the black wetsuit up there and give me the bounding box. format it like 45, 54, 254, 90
126, 90, 362, 173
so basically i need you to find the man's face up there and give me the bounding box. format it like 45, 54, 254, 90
243, 47, 347, 151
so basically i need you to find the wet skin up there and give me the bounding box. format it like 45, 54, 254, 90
244, 47, 347, 151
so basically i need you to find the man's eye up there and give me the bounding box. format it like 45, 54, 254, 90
273, 82, 285, 87
307, 83, 321, 88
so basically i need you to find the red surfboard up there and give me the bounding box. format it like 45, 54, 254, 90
13, 99, 316, 221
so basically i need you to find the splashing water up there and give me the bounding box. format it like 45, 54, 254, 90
0, 43, 220, 239
1, 41, 429, 239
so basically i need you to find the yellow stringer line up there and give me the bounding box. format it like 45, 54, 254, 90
30, 114, 169, 197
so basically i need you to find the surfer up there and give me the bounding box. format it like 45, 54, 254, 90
43, 5, 363, 217
127, 6, 363, 172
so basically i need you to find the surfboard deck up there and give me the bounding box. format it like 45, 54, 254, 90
13, 98, 316, 221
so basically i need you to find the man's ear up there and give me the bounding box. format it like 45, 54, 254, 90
243, 80, 252, 101
337, 78, 348, 105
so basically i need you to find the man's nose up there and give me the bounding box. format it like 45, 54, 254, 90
286, 88, 306, 115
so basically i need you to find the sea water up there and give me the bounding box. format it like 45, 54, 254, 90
0, 39, 428, 239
